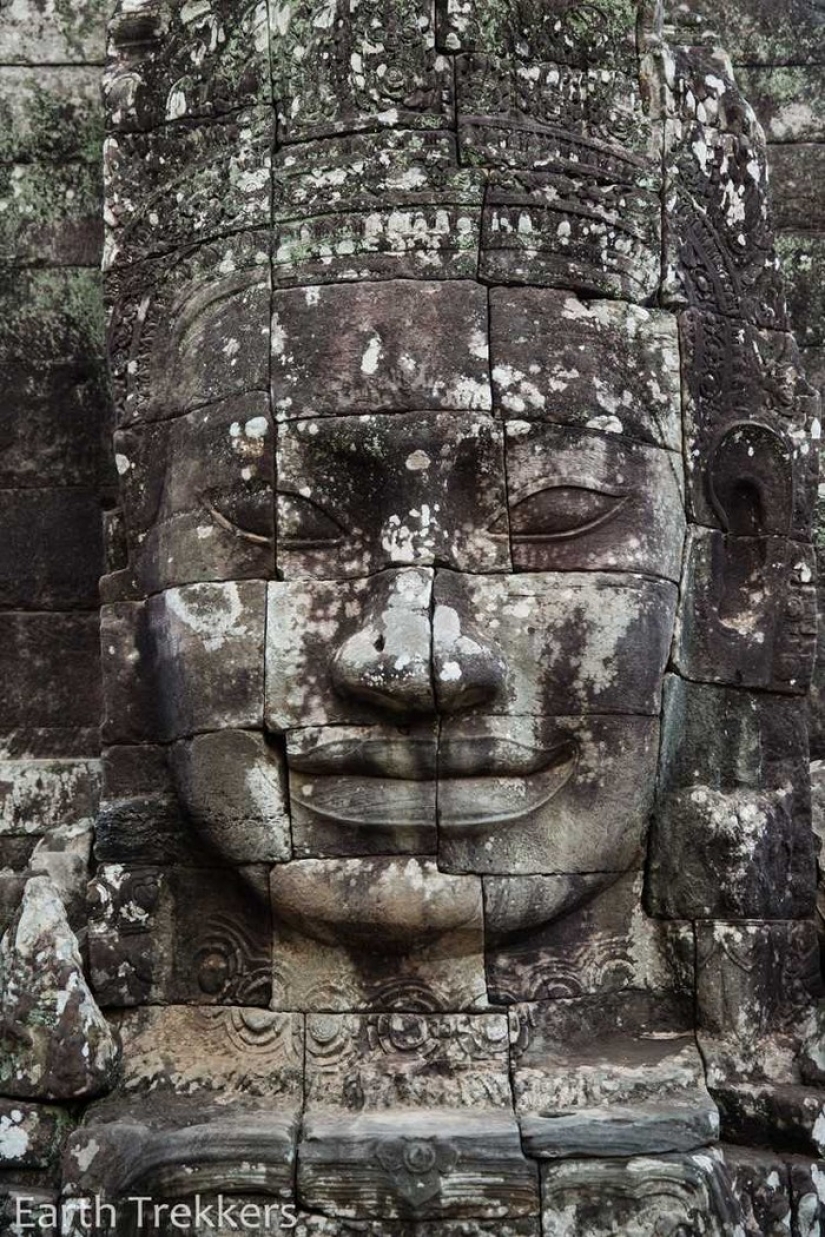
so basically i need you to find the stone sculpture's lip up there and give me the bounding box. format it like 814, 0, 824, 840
288, 739, 578, 830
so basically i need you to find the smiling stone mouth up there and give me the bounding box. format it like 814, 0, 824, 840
287, 739, 579, 830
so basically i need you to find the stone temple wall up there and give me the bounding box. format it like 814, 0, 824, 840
0, 0, 824, 1232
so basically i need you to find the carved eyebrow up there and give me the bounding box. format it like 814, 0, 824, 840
199, 494, 273, 546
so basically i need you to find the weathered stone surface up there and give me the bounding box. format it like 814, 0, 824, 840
0, 159, 102, 267
270, 280, 491, 419
489, 289, 682, 451
304, 1012, 512, 1112
147, 582, 266, 740
738, 67, 825, 143
277, 413, 509, 579
769, 146, 825, 234
299, 1111, 538, 1221
0, 67, 103, 165
0, 760, 99, 838
103, 110, 271, 268
104, 0, 270, 132
286, 724, 437, 859
664, 0, 825, 66
663, 47, 786, 331
291, 1220, 539, 1236
0, 1186, 59, 1236
0, 877, 118, 1100
678, 309, 819, 539
0, 0, 109, 63
674, 528, 817, 694
100, 600, 157, 745
0, 1101, 70, 1171
116, 393, 274, 591
520, 1103, 718, 1161
95, 745, 188, 863
0, 613, 101, 740
696, 920, 822, 1090
778, 234, 825, 347
648, 677, 815, 920
270, 858, 486, 1012
28, 821, 94, 930
0, 490, 102, 609
479, 170, 661, 302
88, 864, 272, 1008
724, 1147, 793, 1237
486, 871, 692, 1005
503, 422, 684, 580
0, 268, 105, 368
107, 234, 270, 425
272, 0, 452, 141
171, 731, 291, 864
439, 716, 658, 878
540, 1152, 742, 1236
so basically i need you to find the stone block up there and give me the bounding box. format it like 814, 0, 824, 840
0, 613, 101, 736
103, 110, 271, 269
107, 234, 270, 425
674, 528, 817, 694
147, 581, 267, 740
291, 1220, 539, 1236
299, 1110, 539, 1221
438, 716, 658, 878
485, 871, 692, 1004
0, 159, 102, 268
768, 145, 825, 233
488, 288, 682, 451
778, 233, 825, 347
663, 0, 825, 65
662, 47, 786, 331
0, 268, 105, 367
270, 279, 491, 419
0, 1101, 71, 1171
277, 412, 508, 579
540, 1152, 742, 1236
171, 731, 291, 864
678, 309, 819, 538
270, 857, 486, 1012
286, 724, 437, 859
456, 55, 654, 172
724, 1148, 793, 1237
0, 67, 103, 164
648, 677, 815, 920
87, 864, 272, 1007
272, 0, 452, 141
739, 67, 825, 143
0, 490, 102, 609
0, 759, 99, 838
95, 744, 188, 863
503, 422, 684, 581
270, 130, 484, 285
100, 600, 158, 745
0, 0, 109, 63
479, 170, 661, 303
104, 0, 270, 131
0, 876, 118, 1100
303, 1012, 512, 1112
116, 393, 274, 591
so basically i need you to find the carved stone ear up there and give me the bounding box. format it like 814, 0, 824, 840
708, 422, 793, 537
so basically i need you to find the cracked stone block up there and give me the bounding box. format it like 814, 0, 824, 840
303, 1012, 512, 1113
147, 581, 266, 741
104, 0, 270, 132
270, 280, 491, 419
503, 421, 684, 580
674, 528, 817, 695
270, 857, 486, 1012
171, 731, 291, 864
662, 47, 786, 331
485, 870, 692, 1004
438, 716, 659, 878
299, 1110, 539, 1222
0, 1101, 71, 1171
678, 310, 819, 538
648, 677, 815, 920
479, 170, 661, 303
107, 234, 270, 426
0, 876, 118, 1100
272, 0, 453, 141
87, 864, 272, 1007
286, 724, 437, 859
277, 412, 509, 579
540, 1152, 743, 1235
0, 490, 103, 609
103, 110, 271, 269
489, 288, 682, 451
116, 393, 274, 591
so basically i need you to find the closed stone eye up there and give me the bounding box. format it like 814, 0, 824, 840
277, 491, 348, 547
493, 485, 629, 540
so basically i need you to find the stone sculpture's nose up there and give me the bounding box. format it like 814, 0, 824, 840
331, 569, 505, 720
